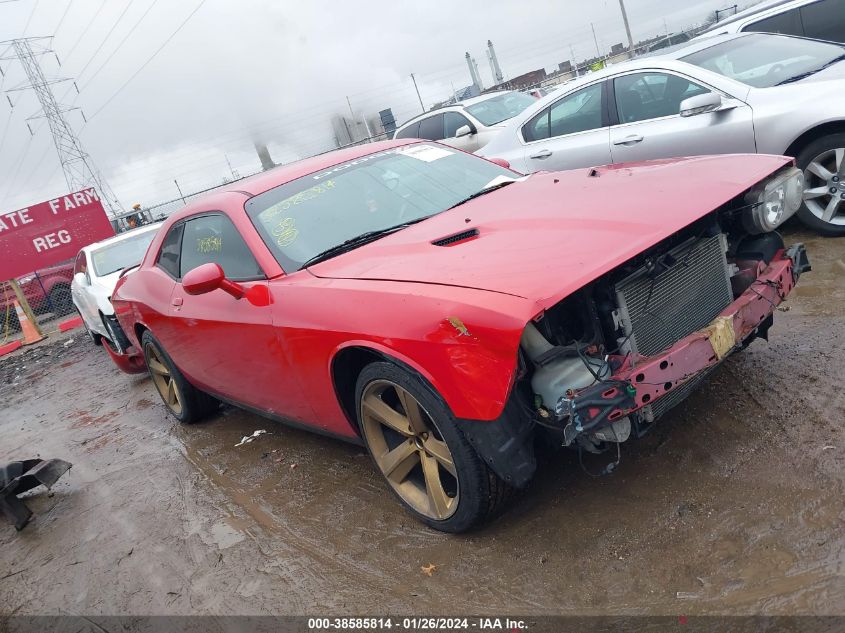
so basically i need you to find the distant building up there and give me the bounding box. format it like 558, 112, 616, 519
501, 68, 546, 90
379, 108, 396, 136
558, 60, 572, 73
331, 114, 369, 147
611, 42, 626, 56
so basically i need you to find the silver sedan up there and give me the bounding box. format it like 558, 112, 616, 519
479, 33, 845, 235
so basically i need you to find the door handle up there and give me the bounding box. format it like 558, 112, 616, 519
171, 297, 183, 307
613, 134, 644, 146
530, 149, 553, 159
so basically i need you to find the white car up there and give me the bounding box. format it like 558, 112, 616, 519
71, 223, 161, 347
695, 0, 843, 43
393, 90, 537, 153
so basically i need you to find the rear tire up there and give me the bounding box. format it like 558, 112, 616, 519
355, 361, 513, 533
795, 133, 845, 236
49, 284, 74, 317
141, 330, 217, 423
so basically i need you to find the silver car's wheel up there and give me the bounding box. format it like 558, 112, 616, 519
798, 135, 845, 235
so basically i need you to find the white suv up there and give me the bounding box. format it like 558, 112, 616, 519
393, 90, 537, 153
695, 0, 844, 43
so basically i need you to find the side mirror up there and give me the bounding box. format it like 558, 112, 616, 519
455, 124, 475, 138
73, 272, 88, 286
182, 262, 244, 299
680, 92, 722, 117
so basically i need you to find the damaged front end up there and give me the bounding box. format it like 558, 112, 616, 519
516, 166, 810, 456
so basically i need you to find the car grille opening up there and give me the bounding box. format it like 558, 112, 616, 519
614, 233, 733, 420
431, 229, 479, 247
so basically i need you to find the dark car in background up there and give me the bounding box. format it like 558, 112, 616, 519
1, 260, 75, 332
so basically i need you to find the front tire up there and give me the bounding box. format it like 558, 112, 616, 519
355, 361, 512, 533
796, 133, 845, 236
141, 331, 217, 423
77, 309, 102, 346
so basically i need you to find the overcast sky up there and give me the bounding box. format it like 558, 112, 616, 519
0, 0, 757, 214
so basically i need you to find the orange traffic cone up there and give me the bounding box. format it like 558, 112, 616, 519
13, 299, 46, 344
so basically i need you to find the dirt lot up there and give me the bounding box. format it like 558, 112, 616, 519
1, 227, 843, 617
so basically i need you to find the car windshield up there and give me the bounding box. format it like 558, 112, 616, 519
246, 144, 513, 270
682, 34, 845, 88
90, 229, 158, 277
464, 91, 537, 126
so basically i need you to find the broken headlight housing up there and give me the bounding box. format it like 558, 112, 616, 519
742, 166, 804, 234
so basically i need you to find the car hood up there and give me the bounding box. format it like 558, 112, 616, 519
308, 154, 791, 310
94, 271, 123, 295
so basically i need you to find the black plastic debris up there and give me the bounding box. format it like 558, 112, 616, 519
1, 459, 72, 530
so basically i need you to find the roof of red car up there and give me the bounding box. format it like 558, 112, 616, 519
166, 139, 417, 223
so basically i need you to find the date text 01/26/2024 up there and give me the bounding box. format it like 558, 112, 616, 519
307, 618, 528, 631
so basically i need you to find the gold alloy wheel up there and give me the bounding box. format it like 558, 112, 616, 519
145, 344, 183, 416
360, 380, 459, 520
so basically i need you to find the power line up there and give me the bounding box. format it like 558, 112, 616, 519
73, 0, 133, 83
0, 133, 33, 205
13, 128, 53, 192
2, 37, 123, 214
53, 0, 76, 36
60, 0, 106, 64
86, 0, 206, 121
0, 107, 13, 156
78, 0, 160, 93
19, 0, 40, 36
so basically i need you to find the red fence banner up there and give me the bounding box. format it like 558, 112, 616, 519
0, 188, 115, 280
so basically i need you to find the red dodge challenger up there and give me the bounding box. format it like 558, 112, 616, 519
108, 140, 809, 532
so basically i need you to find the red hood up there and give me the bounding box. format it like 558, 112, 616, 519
308, 154, 791, 309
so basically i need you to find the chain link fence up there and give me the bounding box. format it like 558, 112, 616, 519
1, 260, 76, 346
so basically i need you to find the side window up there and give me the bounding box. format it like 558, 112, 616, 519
523, 106, 551, 142
523, 82, 604, 142
444, 111, 472, 138
73, 251, 87, 275
744, 8, 804, 36
179, 214, 263, 281
417, 113, 446, 141
156, 223, 184, 279
614, 72, 710, 124
395, 121, 420, 139
800, 0, 845, 42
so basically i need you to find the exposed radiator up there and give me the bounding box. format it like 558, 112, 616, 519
614, 233, 733, 420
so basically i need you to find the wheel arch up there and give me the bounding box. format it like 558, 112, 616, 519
330, 341, 537, 490
784, 120, 845, 160
330, 342, 446, 436
134, 322, 149, 347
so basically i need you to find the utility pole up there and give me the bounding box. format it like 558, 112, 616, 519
570, 45, 580, 78
410, 73, 424, 113
0, 37, 123, 216
590, 23, 601, 58
224, 153, 237, 180
617, 0, 635, 58
174, 179, 186, 205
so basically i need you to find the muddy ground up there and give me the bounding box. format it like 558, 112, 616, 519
1, 227, 843, 617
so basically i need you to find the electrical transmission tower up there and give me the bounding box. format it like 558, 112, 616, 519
0, 36, 123, 216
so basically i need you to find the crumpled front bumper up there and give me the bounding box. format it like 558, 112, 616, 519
103, 341, 147, 374
565, 244, 810, 441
